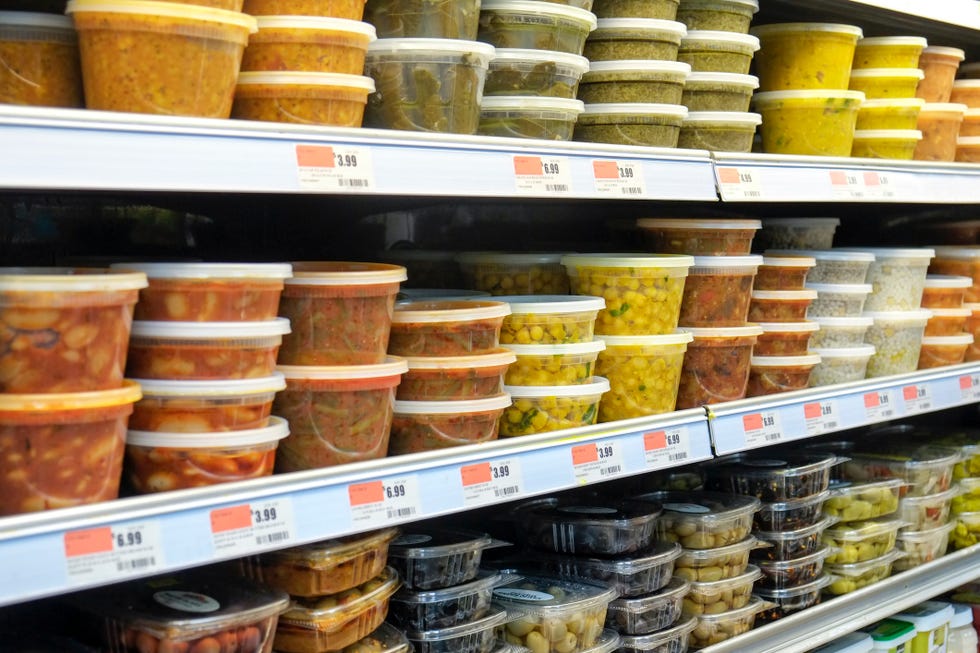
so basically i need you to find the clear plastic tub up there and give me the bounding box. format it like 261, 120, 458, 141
674, 535, 766, 582
363, 38, 495, 134
562, 254, 694, 335
389, 570, 503, 631
753, 89, 865, 156
363, 0, 481, 39
681, 72, 759, 112
0, 267, 147, 393
755, 490, 831, 531
498, 295, 604, 346
534, 541, 683, 597
957, 135, 980, 161
126, 318, 290, 379
751, 22, 862, 90
457, 252, 571, 296
675, 324, 761, 408
500, 377, 609, 436
968, 303, 980, 361
919, 333, 973, 368
409, 606, 510, 653
503, 340, 605, 385
757, 219, 841, 251
579, 60, 690, 105
843, 445, 960, 497
0, 11, 83, 107
953, 476, 980, 513
961, 108, 980, 136
914, 102, 967, 161
853, 36, 928, 69
683, 565, 760, 616
241, 528, 399, 598
755, 321, 819, 356
845, 247, 934, 311
399, 349, 514, 401
918, 46, 966, 102
747, 289, 817, 322
754, 575, 832, 624
390, 300, 510, 357
0, 381, 141, 515
851, 129, 922, 159
243, 0, 366, 18
951, 510, 980, 550
951, 79, 980, 108
686, 597, 770, 649
484, 48, 589, 98
639, 489, 759, 549
678, 255, 761, 326
822, 518, 903, 564
849, 68, 925, 99
608, 576, 689, 634
677, 30, 759, 74
389, 394, 511, 454
755, 545, 832, 590
584, 18, 687, 62
617, 616, 697, 653
592, 0, 677, 19
747, 353, 821, 396
278, 261, 406, 365
863, 309, 932, 377
825, 549, 904, 595
65, 0, 257, 117
809, 316, 873, 348
233, 71, 375, 126
767, 249, 872, 285
241, 15, 376, 74
275, 566, 401, 653
477, 0, 598, 55
704, 453, 839, 501
595, 332, 692, 420
893, 523, 955, 571
753, 516, 833, 562
273, 359, 406, 471
921, 274, 972, 309
809, 345, 876, 387
932, 247, 980, 303
635, 218, 762, 256
857, 98, 925, 130
478, 96, 585, 140
674, 0, 758, 33
755, 256, 816, 291
519, 497, 662, 556
897, 488, 957, 530
574, 102, 688, 147
494, 576, 618, 653
343, 623, 412, 653
677, 110, 760, 152
389, 528, 496, 590
805, 283, 874, 318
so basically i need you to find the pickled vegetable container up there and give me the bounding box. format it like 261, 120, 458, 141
676, 324, 761, 408
457, 252, 570, 296
364, 0, 482, 40
399, 349, 515, 401
0, 11, 83, 107
853, 36, 928, 69
675, 0, 758, 33
753, 90, 865, 156
477, 0, 598, 56
574, 102, 688, 147
583, 17, 688, 62
241, 15, 377, 74
755, 321, 819, 356
233, 71, 376, 127
635, 218, 761, 256
751, 22, 863, 91
497, 295, 604, 345
500, 377, 608, 436
595, 331, 692, 420
679, 255, 762, 327
677, 30, 760, 74
389, 394, 512, 454
389, 300, 511, 357
484, 48, 590, 99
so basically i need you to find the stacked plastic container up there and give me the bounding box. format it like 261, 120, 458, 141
931, 247, 980, 363
0, 10, 83, 107
935, 426, 980, 553
914, 45, 969, 161
111, 262, 292, 493
917, 274, 975, 369
954, 59, 980, 161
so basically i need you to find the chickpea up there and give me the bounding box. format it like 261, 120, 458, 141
500, 395, 601, 437
505, 353, 597, 386
500, 313, 595, 345
568, 267, 687, 336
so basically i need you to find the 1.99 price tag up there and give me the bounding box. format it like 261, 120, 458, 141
64, 521, 164, 585
348, 476, 421, 527
460, 459, 523, 507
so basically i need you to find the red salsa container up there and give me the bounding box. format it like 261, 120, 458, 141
398, 349, 515, 400
388, 300, 511, 357
754, 256, 816, 290
676, 324, 761, 408
754, 321, 819, 356
389, 394, 512, 455
679, 255, 762, 327
746, 353, 822, 397
635, 218, 762, 255
748, 289, 817, 323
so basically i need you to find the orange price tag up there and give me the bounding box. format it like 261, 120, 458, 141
210, 505, 252, 534
743, 413, 763, 431
461, 463, 492, 487
961, 376, 973, 390
864, 392, 880, 408
804, 402, 822, 419
903, 385, 919, 401
348, 481, 385, 507
718, 167, 740, 184
296, 144, 335, 168
644, 431, 667, 451
514, 155, 542, 176
593, 160, 619, 179
64, 527, 113, 558
571, 443, 599, 465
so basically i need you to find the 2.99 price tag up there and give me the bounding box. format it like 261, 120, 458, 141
571, 441, 625, 484
643, 427, 689, 469
64, 521, 164, 585
513, 155, 573, 195
460, 459, 523, 507
348, 476, 421, 528
592, 160, 647, 197
296, 144, 375, 191
209, 498, 296, 556
742, 411, 783, 448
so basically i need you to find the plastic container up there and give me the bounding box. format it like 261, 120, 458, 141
500, 377, 608, 435
675, 324, 761, 408
753, 516, 833, 562
755, 256, 816, 291
457, 252, 570, 296
948, 603, 979, 653
677, 110, 760, 152
914, 102, 967, 161
848, 248, 934, 311
686, 597, 770, 649
363, 38, 495, 134
363, 0, 481, 40
0, 381, 140, 515
822, 479, 905, 522
681, 72, 758, 112
126, 318, 290, 380
389, 394, 511, 454
408, 606, 510, 653
69, 569, 290, 653
389, 570, 503, 631
242, 0, 366, 18
617, 617, 697, 653
241, 15, 375, 74
389, 300, 510, 357
918, 46, 966, 102
65, 0, 257, 117
951, 510, 980, 550
747, 289, 817, 322
953, 476, 980, 513
591, 0, 676, 19
705, 453, 839, 501
273, 359, 406, 471
892, 601, 955, 653
677, 30, 759, 74
233, 71, 375, 126
562, 254, 694, 335
519, 497, 662, 556
484, 48, 589, 98
864, 619, 917, 653
130, 373, 285, 432
398, 349, 515, 401
851, 129, 922, 159
497, 295, 603, 346
755, 321, 819, 356
388, 528, 497, 590
584, 18, 687, 62
960, 108, 980, 136
849, 68, 924, 99
746, 353, 821, 397
275, 566, 401, 653
857, 98, 926, 130
595, 332, 692, 420
678, 255, 761, 326
754, 575, 833, 624
805, 283, 874, 318
683, 565, 759, 617
476, 1, 598, 56
242, 528, 399, 598
843, 445, 960, 497
956, 135, 980, 161
534, 541, 683, 597
635, 218, 762, 256
503, 340, 604, 385
343, 624, 412, 653
124, 416, 287, 493
673, 535, 766, 581
578, 60, 690, 106
863, 309, 932, 377
821, 518, 903, 565
921, 274, 972, 309
754, 545, 832, 590
639, 489, 759, 549
809, 316, 873, 349
897, 487, 957, 531
754, 220, 839, 252
478, 96, 584, 140
768, 249, 872, 285
919, 333, 974, 368
753, 90, 865, 156
494, 576, 618, 653
751, 22, 862, 90
893, 522, 955, 571
0, 11, 83, 107
674, 0, 758, 33
755, 490, 831, 531
951, 79, 980, 108
0, 267, 147, 393
605, 576, 688, 634
809, 345, 876, 387
932, 247, 980, 303
574, 102, 688, 146
853, 36, 928, 69
968, 303, 980, 361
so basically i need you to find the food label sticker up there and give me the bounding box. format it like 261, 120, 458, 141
742, 411, 783, 447
902, 383, 932, 413
64, 521, 164, 585
348, 475, 421, 527
960, 374, 980, 401
296, 144, 375, 192
863, 389, 897, 421
513, 155, 573, 195
804, 400, 840, 436
643, 427, 690, 468
829, 170, 866, 199
716, 166, 763, 200
572, 441, 625, 484
209, 498, 296, 556
862, 171, 896, 199
153, 591, 221, 613
460, 458, 523, 507
592, 159, 647, 197
494, 588, 554, 602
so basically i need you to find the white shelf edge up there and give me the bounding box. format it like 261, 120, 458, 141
816, 0, 980, 32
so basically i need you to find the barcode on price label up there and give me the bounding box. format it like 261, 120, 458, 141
210, 498, 296, 556
960, 375, 980, 401
863, 390, 896, 420
514, 155, 573, 195
643, 427, 689, 468
349, 476, 421, 527
64, 521, 164, 585
902, 384, 932, 412
717, 167, 763, 199
296, 144, 375, 191
460, 459, 523, 507
804, 400, 839, 435
742, 411, 783, 447
592, 160, 647, 196
572, 441, 625, 484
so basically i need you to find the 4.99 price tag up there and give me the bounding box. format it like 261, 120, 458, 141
64, 521, 164, 585
460, 459, 523, 507
296, 144, 375, 191
348, 476, 421, 528
209, 498, 296, 556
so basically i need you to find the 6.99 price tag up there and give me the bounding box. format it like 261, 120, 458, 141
513, 155, 573, 195
643, 427, 689, 468
64, 521, 164, 585
348, 476, 421, 528
209, 498, 296, 556
460, 459, 523, 507
742, 411, 783, 448
804, 400, 839, 436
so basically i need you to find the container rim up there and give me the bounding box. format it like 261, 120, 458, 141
597, 331, 695, 346
253, 14, 377, 39
750, 22, 863, 38
637, 217, 762, 229
134, 372, 287, 397
761, 256, 817, 268
805, 283, 874, 294
0, 10, 73, 29
683, 111, 762, 126
403, 349, 517, 370
561, 253, 695, 268
502, 339, 607, 355
488, 48, 590, 72
277, 357, 408, 380
236, 71, 376, 91
286, 261, 407, 285
394, 394, 512, 415
130, 317, 291, 338
492, 294, 605, 314
477, 0, 599, 30
504, 376, 610, 398
126, 415, 289, 448
0, 379, 142, 412
0, 267, 148, 292
65, 0, 258, 32
110, 261, 293, 279
392, 300, 511, 323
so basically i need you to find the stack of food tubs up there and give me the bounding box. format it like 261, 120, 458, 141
931, 247, 980, 362
273, 262, 408, 471
953, 74, 980, 160
914, 46, 969, 161
917, 274, 975, 369
0, 10, 83, 107
111, 262, 292, 493
0, 267, 146, 514
934, 426, 980, 553
233, 0, 378, 126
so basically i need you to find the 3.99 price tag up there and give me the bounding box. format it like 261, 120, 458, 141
960, 374, 980, 401
571, 441, 625, 484
902, 384, 932, 413
348, 476, 421, 528
742, 411, 783, 447
592, 160, 647, 197
829, 170, 865, 199
209, 498, 296, 556
64, 521, 164, 585
863, 390, 896, 421
296, 144, 375, 191
513, 155, 573, 195
804, 400, 840, 436
643, 427, 689, 469
460, 459, 523, 507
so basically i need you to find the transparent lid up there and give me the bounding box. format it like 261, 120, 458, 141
751, 22, 863, 38
0, 379, 141, 412
480, 96, 585, 114
766, 248, 872, 262
129, 317, 291, 338
366, 37, 496, 62
489, 48, 590, 73
682, 30, 761, 50
492, 575, 618, 616
896, 521, 955, 541
127, 415, 289, 448
111, 261, 292, 280
754, 515, 834, 542
236, 71, 376, 91
281, 567, 400, 627
758, 321, 820, 333
680, 324, 764, 338
862, 309, 933, 325
456, 251, 566, 266
65, 0, 257, 31
597, 331, 694, 347
750, 289, 818, 300
392, 300, 511, 323
811, 345, 876, 358
264, 528, 400, 569
527, 497, 663, 529
924, 274, 973, 288
287, 261, 407, 286
0, 267, 148, 292
750, 353, 822, 367
756, 544, 833, 571
618, 616, 697, 648
853, 129, 922, 140
856, 36, 928, 47
278, 357, 407, 380
389, 529, 495, 559
254, 15, 376, 39
585, 60, 691, 75
393, 394, 512, 415
404, 349, 516, 370
0, 10, 73, 29
637, 218, 762, 230
611, 576, 689, 608
851, 444, 961, 468
805, 283, 874, 295
579, 103, 689, 118
494, 294, 605, 314
594, 17, 687, 36
923, 46, 966, 59
822, 517, 906, 542
633, 489, 760, 524
135, 373, 287, 398
537, 541, 683, 574
685, 72, 759, 88
502, 340, 606, 356
827, 478, 907, 498
393, 570, 506, 604
761, 256, 817, 268
479, 0, 599, 29
690, 254, 764, 268
753, 573, 833, 599
688, 565, 761, 593
860, 97, 926, 108
758, 489, 832, 516
684, 111, 763, 126
922, 333, 974, 346
934, 246, 980, 260
677, 535, 769, 561
811, 315, 874, 328
850, 68, 924, 80
504, 376, 610, 398
694, 596, 773, 623
954, 80, 980, 88
708, 452, 841, 479
753, 89, 866, 102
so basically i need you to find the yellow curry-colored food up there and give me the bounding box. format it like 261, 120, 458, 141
0, 39, 83, 107
243, 0, 367, 20
241, 24, 372, 74
233, 81, 370, 126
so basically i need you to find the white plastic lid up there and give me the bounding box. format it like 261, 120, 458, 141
950, 603, 975, 629
130, 317, 291, 338
597, 331, 694, 347
837, 247, 935, 259
277, 357, 408, 380
751, 289, 819, 300
0, 10, 73, 29
850, 67, 925, 80
683, 111, 762, 126
134, 373, 287, 397
751, 353, 821, 367
922, 46, 966, 60
489, 48, 590, 74
65, 0, 257, 31
927, 307, 972, 318
680, 324, 764, 338
811, 344, 876, 358
925, 275, 973, 289
863, 309, 933, 325
0, 268, 148, 292
127, 415, 289, 448
958, 136, 980, 147
637, 218, 762, 230
805, 283, 874, 295
758, 321, 820, 333
922, 333, 974, 346
761, 256, 817, 268
751, 22, 863, 38
579, 102, 689, 118
691, 254, 763, 268
767, 248, 873, 262
254, 15, 376, 39
504, 376, 610, 398
856, 36, 928, 48
287, 261, 407, 286
811, 315, 874, 328
685, 72, 759, 89
594, 18, 686, 36
964, 109, 980, 119
934, 246, 980, 260
860, 97, 926, 109
110, 262, 293, 279
456, 251, 566, 266
893, 601, 956, 633
393, 300, 510, 324
236, 71, 376, 91
853, 129, 922, 140
810, 631, 873, 653
478, 0, 598, 30
920, 102, 969, 113
480, 96, 585, 114
585, 60, 691, 75
367, 37, 496, 61
753, 89, 866, 102
681, 30, 760, 50
562, 253, 695, 269
503, 339, 607, 356
393, 394, 512, 415
494, 295, 605, 314
403, 349, 516, 370
966, 303, 980, 312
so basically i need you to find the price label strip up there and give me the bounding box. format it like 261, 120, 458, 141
960, 374, 980, 402
742, 411, 783, 448
829, 170, 866, 200
862, 171, 895, 199
643, 427, 690, 469
296, 144, 375, 191
64, 521, 164, 585
716, 166, 763, 200
804, 400, 840, 436
209, 497, 296, 556
513, 155, 573, 196
902, 383, 932, 413
460, 459, 523, 507
863, 389, 897, 421
592, 160, 647, 197
571, 441, 625, 484
348, 475, 421, 528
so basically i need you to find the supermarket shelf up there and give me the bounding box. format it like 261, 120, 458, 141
702, 541, 980, 653
713, 152, 980, 203
708, 362, 980, 455
0, 105, 718, 201
0, 408, 711, 607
